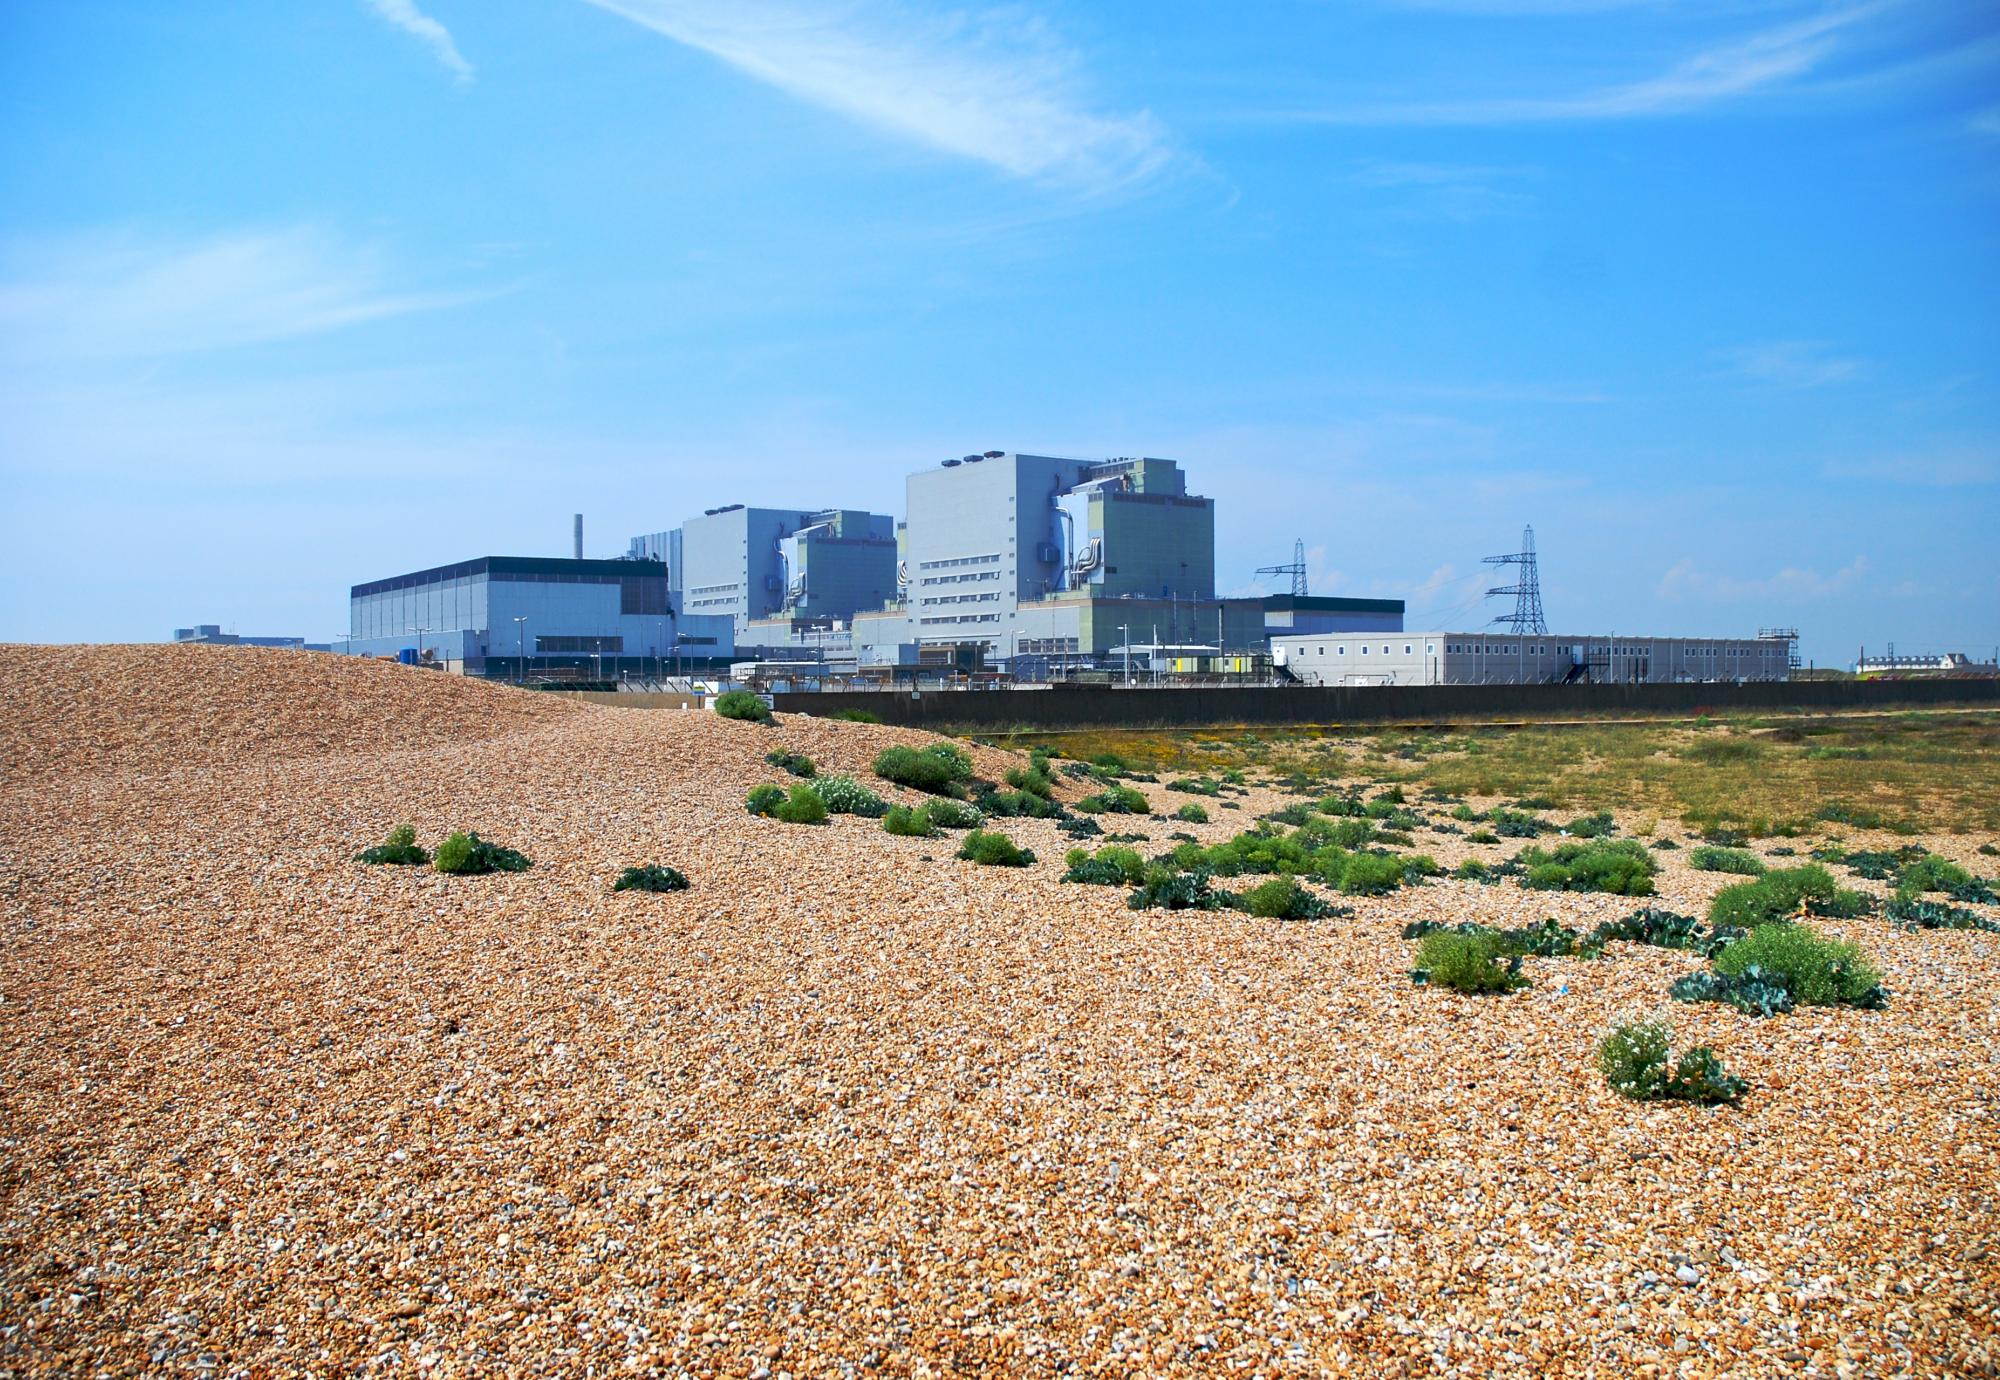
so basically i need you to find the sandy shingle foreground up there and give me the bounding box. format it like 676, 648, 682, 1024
2, 646, 1995, 1377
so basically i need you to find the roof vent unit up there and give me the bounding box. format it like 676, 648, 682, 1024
983, 450, 1003, 458
703, 508, 718, 515
941, 458, 961, 467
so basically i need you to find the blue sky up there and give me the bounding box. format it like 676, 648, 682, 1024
1, 0, 1995, 664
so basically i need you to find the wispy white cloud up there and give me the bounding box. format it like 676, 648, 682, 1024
0, 226, 480, 363
1824, 450, 1999, 486
1715, 339, 1864, 389
364, 0, 475, 84
1658, 554, 1869, 602
579, 0, 1174, 194
1282, 6, 1884, 125
1348, 161, 1539, 221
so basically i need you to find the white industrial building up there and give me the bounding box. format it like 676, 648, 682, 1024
1273, 630, 1793, 687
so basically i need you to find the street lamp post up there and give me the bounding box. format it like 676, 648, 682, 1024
1118, 624, 1130, 687
513, 616, 529, 683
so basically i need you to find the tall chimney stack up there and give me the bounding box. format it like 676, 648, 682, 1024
573, 514, 583, 561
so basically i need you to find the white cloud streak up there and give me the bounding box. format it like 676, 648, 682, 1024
1715, 339, 1863, 389
580, 0, 1173, 193
1823, 451, 1999, 486
1285, 6, 1884, 125
1658, 554, 1869, 602
0, 227, 476, 363
365, 0, 475, 84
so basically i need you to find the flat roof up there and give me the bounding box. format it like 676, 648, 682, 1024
1262, 594, 1405, 614
352, 556, 665, 599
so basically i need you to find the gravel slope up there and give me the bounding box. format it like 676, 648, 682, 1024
2, 647, 1995, 1377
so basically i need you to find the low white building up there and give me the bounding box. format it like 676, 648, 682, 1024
1273, 630, 1792, 687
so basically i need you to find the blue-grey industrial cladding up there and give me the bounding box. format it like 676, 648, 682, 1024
858, 452, 1344, 661
1262, 595, 1405, 636
341, 556, 722, 669
674, 506, 896, 627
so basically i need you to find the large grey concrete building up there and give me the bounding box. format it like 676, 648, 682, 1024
638, 504, 898, 635
850, 452, 1276, 665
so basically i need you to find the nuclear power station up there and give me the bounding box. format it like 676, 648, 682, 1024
330, 449, 1792, 686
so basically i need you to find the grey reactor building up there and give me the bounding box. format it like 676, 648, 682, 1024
333, 448, 1781, 683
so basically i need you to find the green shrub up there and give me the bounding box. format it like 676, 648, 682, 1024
1364, 802, 1420, 830
1700, 826, 1750, 847
773, 783, 829, 825
830, 708, 881, 723
922, 797, 982, 830
1452, 859, 1492, 882
356, 823, 428, 866
1467, 828, 1500, 844
1058, 815, 1103, 839
1412, 930, 1527, 994
957, 829, 1035, 867
1405, 917, 1598, 959
434, 831, 532, 875
1317, 793, 1366, 817
873, 743, 973, 795
1690, 845, 1766, 876
1564, 811, 1617, 838
975, 787, 1064, 819
614, 864, 689, 893
1980, 843, 2000, 857
1706, 864, 1841, 929
745, 783, 788, 816
1090, 751, 1133, 774
814, 775, 889, 817
1174, 802, 1210, 824
1263, 803, 1315, 826
1805, 887, 1874, 919
1516, 839, 1657, 895
764, 749, 816, 778
1062, 845, 1145, 886
1449, 804, 1483, 822
1489, 808, 1546, 838
1335, 851, 1411, 896
1295, 816, 1376, 850
1127, 865, 1235, 912
1167, 776, 1223, 796
1897, 854, 1974, 894
713, 690, 772, 723
1596, 1019, 1746, 1104
1005, 764, 1057, 800
1713, 923, 1887, 1008
883, 805, 938, 838
1239, 876, 1338, 920
1076, 785, 1149, 815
